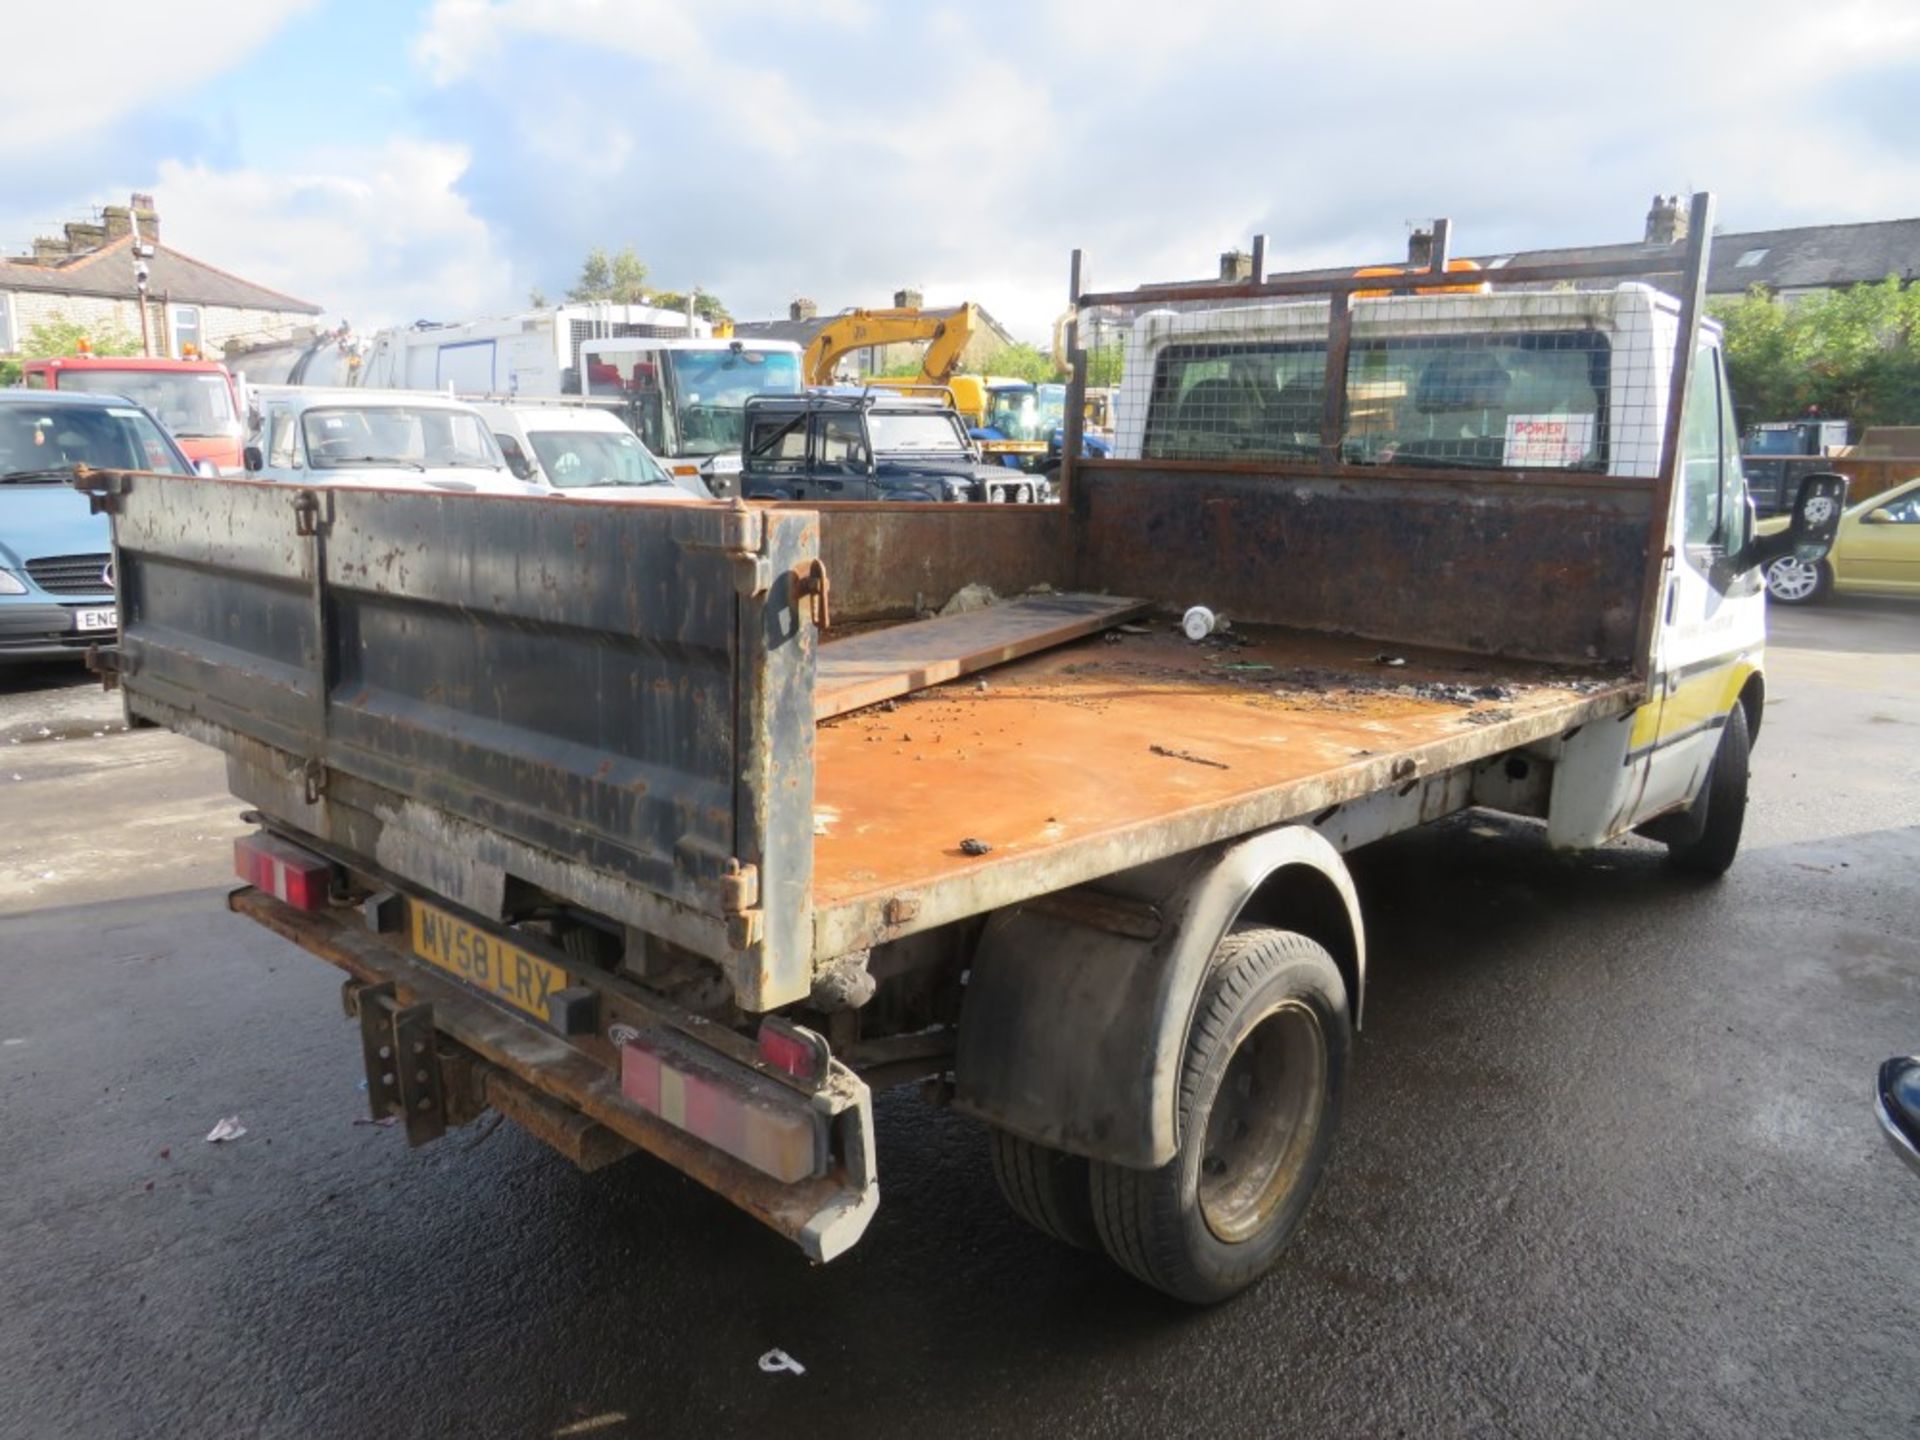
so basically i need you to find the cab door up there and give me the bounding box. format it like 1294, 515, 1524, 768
1632, 339, 1764, 823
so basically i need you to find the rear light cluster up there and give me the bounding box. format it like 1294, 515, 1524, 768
234, 831, 333, 910
619, 1028, 827, 1184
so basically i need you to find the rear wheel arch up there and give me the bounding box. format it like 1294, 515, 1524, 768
954, 826, 1365, 1170
1235, 858, 1365, 1029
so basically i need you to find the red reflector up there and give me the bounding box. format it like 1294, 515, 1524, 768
757, 1019, 830, 1086
233, 832, 332, 910
618, 1032, 825, 1184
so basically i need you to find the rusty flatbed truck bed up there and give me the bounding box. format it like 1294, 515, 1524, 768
90, 194, 1819, 1303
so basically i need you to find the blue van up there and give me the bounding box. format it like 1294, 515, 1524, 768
0, 390, 195, 663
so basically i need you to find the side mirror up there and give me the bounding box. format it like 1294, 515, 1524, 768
503, 453, 534, 481
1879, 1056, 1920, 1176
242, 445, 265, 473
1736, 471, 1847, 573
1862, 508, 1893, 525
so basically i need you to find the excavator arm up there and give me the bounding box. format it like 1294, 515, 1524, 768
802, 304, 980, 387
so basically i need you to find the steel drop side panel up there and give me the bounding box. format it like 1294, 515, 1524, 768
102, 472, 821, 1010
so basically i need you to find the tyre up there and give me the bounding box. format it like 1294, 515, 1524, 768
1090, 927, 1349, 1304
988, 1130, 1100, 1251
1765, 556, 1830, 605
1664, 701, 1751, 878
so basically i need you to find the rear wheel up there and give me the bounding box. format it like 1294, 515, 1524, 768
1664, 701, 1751, 877
1090, 927, 1349, 1304
989, 1130, 1100, 1251
1766, 556, 1830, 605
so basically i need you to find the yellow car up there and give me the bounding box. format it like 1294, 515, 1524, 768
1761, 475, 1920, 604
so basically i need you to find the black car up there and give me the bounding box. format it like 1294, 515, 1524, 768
738, 391, 1049, 504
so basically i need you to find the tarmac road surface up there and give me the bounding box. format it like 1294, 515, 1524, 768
1, 597, 1916, 1439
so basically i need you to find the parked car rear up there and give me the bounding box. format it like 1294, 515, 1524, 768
0, 391, 194, 662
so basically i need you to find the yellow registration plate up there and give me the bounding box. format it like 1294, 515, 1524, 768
410, 901, 569, 1023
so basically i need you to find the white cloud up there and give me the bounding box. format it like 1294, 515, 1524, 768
0, 1, 318, 159
154, 141, 514, 329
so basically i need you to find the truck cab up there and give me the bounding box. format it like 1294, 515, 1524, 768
23, 355, 244, 471
575, 337, 805, 496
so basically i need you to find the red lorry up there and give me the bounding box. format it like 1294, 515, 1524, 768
22, 354, 244, 471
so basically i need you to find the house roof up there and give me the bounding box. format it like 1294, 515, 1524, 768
0, 235, 321, 314
1474, 217, 1920, 294
1113, 217, 1920, 309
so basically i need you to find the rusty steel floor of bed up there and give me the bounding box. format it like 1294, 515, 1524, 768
806, 619, 1640, 955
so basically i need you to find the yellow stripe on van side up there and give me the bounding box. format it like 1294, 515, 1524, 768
1627, 656, 1759, 750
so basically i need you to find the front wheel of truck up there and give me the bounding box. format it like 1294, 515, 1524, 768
1089, 927, 1349, 1305
1663, 701, 1751, 878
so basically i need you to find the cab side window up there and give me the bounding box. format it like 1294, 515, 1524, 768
814, 413, 869, 473
1678, 342, 1747, 557
267, 407, 300, 469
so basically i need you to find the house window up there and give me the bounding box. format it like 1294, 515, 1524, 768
0, 292, 14, 354
1735, 249, 1770, 269
170, 304, 202, 359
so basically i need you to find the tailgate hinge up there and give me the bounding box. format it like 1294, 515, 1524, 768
717, 859, 760, 913
678, 500, 773, 595
70, 465, 129, 515
293, 488, 332, 537
301, 756, 329, 804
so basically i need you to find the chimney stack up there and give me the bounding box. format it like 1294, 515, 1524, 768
130, 193, 160, 244
1645, 194, 1688, 246
31, 236, 70, 264
103, 206, 133, 241
893, 287, 923, 310
789, 297, 818, 322
63, 220, 106, 253
1219, 249, 1253, 281
1407, 227, 1435, 268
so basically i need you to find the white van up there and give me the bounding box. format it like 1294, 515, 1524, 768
474, 401, 710, 503
243, 387, 545, 496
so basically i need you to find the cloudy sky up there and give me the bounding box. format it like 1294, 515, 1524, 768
6, 0, 1918, 340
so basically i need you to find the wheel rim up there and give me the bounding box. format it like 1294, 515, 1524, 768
1768, 557, 1819, 601
1197, 1001, 1327, 1244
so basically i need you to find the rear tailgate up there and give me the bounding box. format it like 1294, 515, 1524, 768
88, 470, 822, 1010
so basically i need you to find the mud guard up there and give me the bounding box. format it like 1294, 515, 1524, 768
953, 826, 1364, 1170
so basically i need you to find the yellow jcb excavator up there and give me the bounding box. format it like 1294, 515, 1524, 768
801, 303, 981, 387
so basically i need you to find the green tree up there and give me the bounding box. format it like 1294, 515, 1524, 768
1085, 344, 1124, 388
1, 313, 143, 384
976, 342, 1061, 384
650, 290, 732, 323
566, 245, 650, 304
527, 284, 549, 308
1711, 277, 1920, 430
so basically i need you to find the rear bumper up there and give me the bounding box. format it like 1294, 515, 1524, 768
230, 885, 880, 1262
0, 600, 113, 660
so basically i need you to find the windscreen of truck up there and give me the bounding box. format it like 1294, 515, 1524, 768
53, 369, 237, 439
528, 427, 675, 488
868, 411, 968, 454
668, 349, 803, 456
0, 404, 192, 478
301, 406, 502, 470
986, 388, 1047, 441
1743, 426, 1810, 457
1143, 331, 1611, 471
